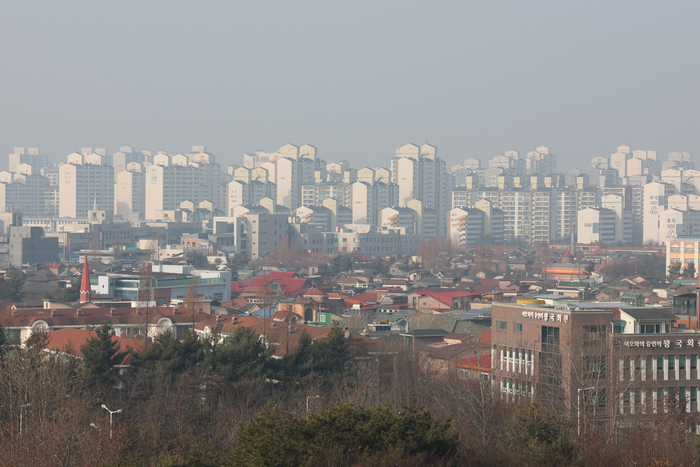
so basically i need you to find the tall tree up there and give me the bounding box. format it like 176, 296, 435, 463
80, 324, 127, 387
682, 262, 696, 278
136, 262, 155, 348
183, 275, 202, 330
232, 400, 459, 466
0, 272, 25, 304
668, 262, 682, 281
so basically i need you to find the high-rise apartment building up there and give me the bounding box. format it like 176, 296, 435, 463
59, 161, 114, 219
525, 146, 556, 175
350, 181, 399, 227
642, 182, 676, 244
9, 147, 50, 173
391, 143, 450, 235
144, 149, 224, 220
115, 163, 146, 219
0, 172, 48, 217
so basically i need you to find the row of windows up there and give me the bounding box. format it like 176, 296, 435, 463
497, 321, 522, 332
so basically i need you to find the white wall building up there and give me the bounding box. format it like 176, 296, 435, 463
577, 208, 616, 244
59, 162, 114, 219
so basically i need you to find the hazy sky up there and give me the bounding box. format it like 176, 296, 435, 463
2, 1, 699, 173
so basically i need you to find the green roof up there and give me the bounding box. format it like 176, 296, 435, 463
621, 308, 677, 321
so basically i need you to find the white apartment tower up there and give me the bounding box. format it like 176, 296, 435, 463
642, 182, 677, 244
600, 194, 633, 244
577, 208, 617, 244
350, 181, 399, 227
115, 163, 146, 219
9, 147, 50, 173
525, 146, 557, 175
59, 161, 114, 218
0, 172, 48, 217
144, 148, 224, 220
391, 143, 449, 235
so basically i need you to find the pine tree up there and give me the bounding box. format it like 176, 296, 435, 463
81, 324, 127, 387
683, 262, 697, 278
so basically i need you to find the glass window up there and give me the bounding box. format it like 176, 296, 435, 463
680, 355, 686, 371
657, 356, 664, 371
514, 322, 523, 332
669, 356, 675, 371
497, 321, 507, 331
692, 355, 697, 370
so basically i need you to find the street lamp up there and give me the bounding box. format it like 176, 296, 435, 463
577, 387, 595, 436
19, 403, 30, 435
306, 395, 320, 413
101, 404, 122, 439
90, 423, 101, 432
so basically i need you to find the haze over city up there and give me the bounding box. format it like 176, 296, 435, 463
2, 1, 699, 172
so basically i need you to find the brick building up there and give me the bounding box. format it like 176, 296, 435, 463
492, 298, 700, 433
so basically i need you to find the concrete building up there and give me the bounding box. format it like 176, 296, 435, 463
491, 300, 697, 427
301, 182, 351, 207
379, 206, 418, 235
336, 227, 422, 256
0, 172, 48, 217
226, 179, 277, 216
391, 143, 450, 236
144, 150, 224, 220
643, 182, 676, 244
666, 236, 700, 277
601, 194, 633, 244
58, 161, 114, 219
93, 264, 231, 304
525, 146, 557, 175
448, 208, 485, 247
115, 166, 146, 219
577, 207, 617, 245
9, 147, 50, 173
350, 180, 399, 227
0, 226, 60, 267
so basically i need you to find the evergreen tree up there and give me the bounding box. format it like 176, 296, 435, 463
232, 400, 459, 466
80, 324, 127, 387
330, 255, 343, 274
341, 255, 353, 272
668, 262, 682, 281
502, 399, 574, 465
683, 262, 696, 278
0, 272, 25, 303
208, 326, 273, 383
585, 261, 597, 273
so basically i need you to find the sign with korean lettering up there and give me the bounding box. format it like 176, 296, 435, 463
521, 310, 568, 323
624, 338, 697, 349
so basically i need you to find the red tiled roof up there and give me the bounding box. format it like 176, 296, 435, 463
477, 329, 491, 345
36, 328, 146, 360
453, 354, 491, 370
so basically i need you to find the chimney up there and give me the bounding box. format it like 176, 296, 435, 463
232, 316, 238, 325
110, 308, 117, 316
172, 308, 180, 315
50, 310, 57, 318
